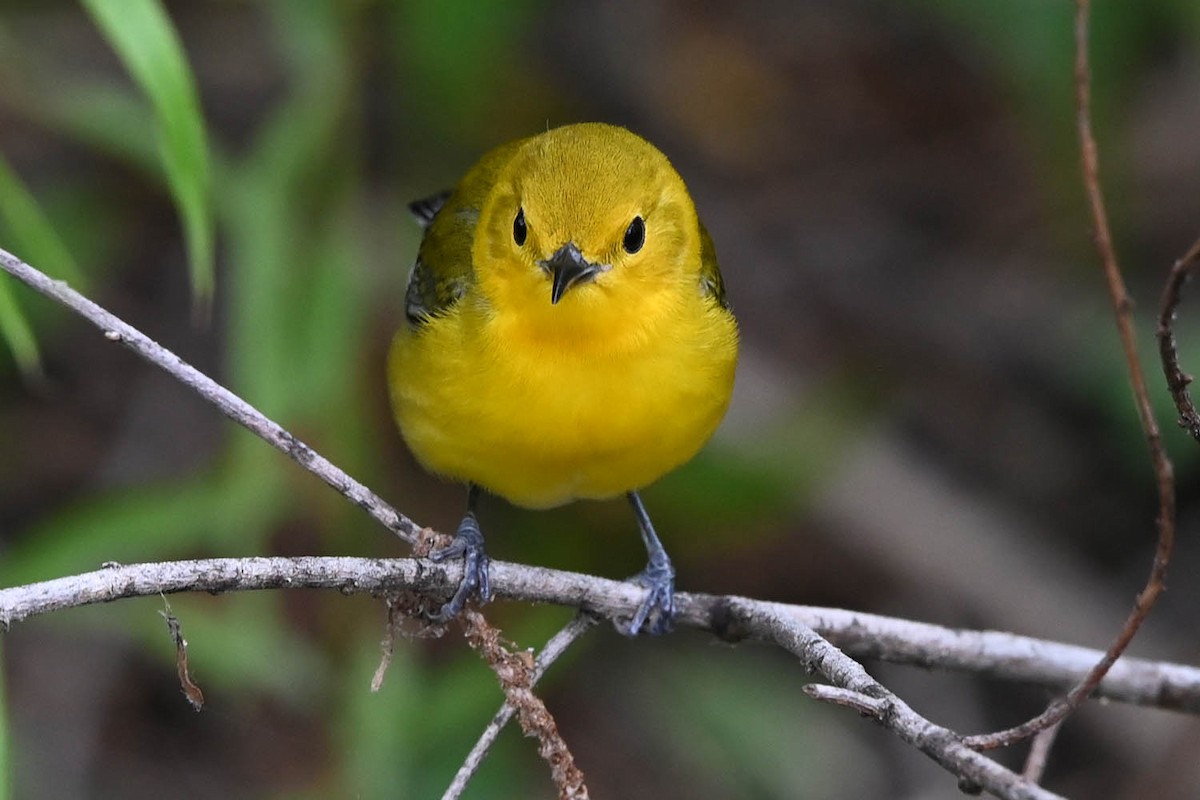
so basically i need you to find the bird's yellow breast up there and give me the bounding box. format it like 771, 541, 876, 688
389, 285, 736, 509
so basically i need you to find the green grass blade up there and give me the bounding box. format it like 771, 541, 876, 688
81, 0, 214, 310
0, 150, 88, 378
0, 154, 83, 287
0, 274, 40, 378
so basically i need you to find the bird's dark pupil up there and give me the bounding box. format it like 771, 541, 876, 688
623, 216, 645, 254
513, 208, 527, 246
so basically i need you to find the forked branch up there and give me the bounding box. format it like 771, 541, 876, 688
962, 0, 1177, 752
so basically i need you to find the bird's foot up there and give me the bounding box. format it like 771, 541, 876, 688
618, 558, 676, 636
426, 512, 492, 623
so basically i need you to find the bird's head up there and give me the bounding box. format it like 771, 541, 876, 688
474, 123, 702, 347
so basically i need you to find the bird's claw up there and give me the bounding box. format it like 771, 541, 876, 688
427, 512, 492, 623
619, 559, 676, 636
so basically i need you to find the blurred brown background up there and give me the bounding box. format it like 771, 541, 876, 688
2, 1, 1200, 797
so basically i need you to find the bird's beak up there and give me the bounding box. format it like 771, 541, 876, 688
541, 243, 603, 305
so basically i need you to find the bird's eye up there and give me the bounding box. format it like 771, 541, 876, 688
623, 216, 645, 254
513, 207, 528, 247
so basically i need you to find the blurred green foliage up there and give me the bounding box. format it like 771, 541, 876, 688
396, 0, 539, 140
0, 151, 82, 378
0, 275, 38, 381
923, 0, 1163, 243
81, 0, 214, 310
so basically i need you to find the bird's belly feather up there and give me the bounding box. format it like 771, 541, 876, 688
389, 309, 736, 509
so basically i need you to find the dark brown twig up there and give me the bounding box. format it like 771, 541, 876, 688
1156, 235, 1200, 440
964, 0, 1176, 750
443, 613, 598, 800
458, 608, 589, 800
159, 598, 204, 711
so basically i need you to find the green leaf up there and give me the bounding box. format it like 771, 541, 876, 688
81, 0, 214, 311
0, 154, 83, 287
0, 151, 87, 378
0, 274, 40, 379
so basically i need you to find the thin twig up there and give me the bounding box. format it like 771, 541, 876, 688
1022, 720, 1064, 785
733, 601, 1062, 800
159, 598, 204, 711
1156, 234, 1200, 441
0, 246, 420, 545
458, 608, 589, 799
802, 684, 889, 717
444, 613, 598, 800
963, 0, 1177, 751
3, 558, 1199, 715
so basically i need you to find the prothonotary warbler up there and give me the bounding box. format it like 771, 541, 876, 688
388, 122, 738, 635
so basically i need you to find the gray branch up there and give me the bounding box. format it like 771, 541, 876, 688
1, 556, 1196, 719
743, 602, 1061, 800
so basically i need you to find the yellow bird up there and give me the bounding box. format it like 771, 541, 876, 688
388, 122, 738, 634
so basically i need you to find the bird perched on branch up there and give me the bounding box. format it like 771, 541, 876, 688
388, 122, 738, 635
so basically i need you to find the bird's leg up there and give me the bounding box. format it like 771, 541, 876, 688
620, 491, 677, 636
427, 483, 492, 622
